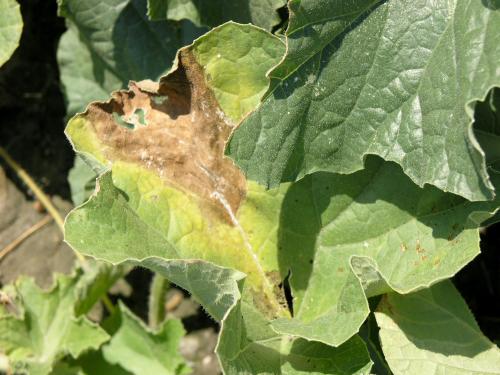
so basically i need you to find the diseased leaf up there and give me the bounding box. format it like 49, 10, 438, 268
57, 0, 205, 116
0, 0, 22, 67
63, 21, 500, 370
65, 170, 374, 374
65, 23, 288, 319
0, 273, 109, 375
227, 0, 500, 201
189, 21, 286, 122
102, 302, 189, 375
147, 0, 285, 31
375, 281, 500, 374
67, 181, 248, 322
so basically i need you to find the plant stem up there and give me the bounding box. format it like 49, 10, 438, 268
0, 147, 87, 264
0, 215, 53, 260
101, 294, 116, 314
0, 147, 65, 232
148, 273, 170, 328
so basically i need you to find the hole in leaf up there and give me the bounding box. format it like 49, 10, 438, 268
282, 271, 294, 316
112, 111, 135, 130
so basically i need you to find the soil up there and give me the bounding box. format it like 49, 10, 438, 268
0, 0, 74, 287
0, 167, 75, 288
0, 2, 498, 375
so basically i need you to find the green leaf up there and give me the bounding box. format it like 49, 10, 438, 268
375, 281, 500, 374
227, 0, 500, 201
359, 310, 392, 375
475, 89, 500, 226
269, 156, 500, 346
218, 299, 373, 374
57, 0, 205, 116
51, 362, 86, 375
475, 88, 500, 170
68, 350, 133, 375
0, 273, 109, 375
0, 0, 22, 67
147, 0, 285, 31
102, 302, 189, 375
68, 156, 98, 206
57, 23, 122, 118
74, 261, 127, 317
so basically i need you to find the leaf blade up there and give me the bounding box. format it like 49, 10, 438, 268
0, 0, 22, 67
147, 0, 286, 31
102, 302, 188, 375
0, 274, 109, 375
375, 281, 500, 374
227, 0, 500, 201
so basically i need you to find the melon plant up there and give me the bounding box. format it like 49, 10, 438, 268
2, 0, 500, 374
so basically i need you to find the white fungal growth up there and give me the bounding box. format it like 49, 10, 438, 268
306, 74, 316, 84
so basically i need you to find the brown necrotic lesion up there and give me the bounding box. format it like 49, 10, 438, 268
83, 50, 246, 223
